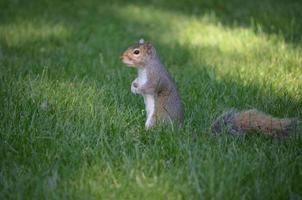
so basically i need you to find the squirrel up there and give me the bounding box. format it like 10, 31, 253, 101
212, 109, 299, 137
120, 39, 299, 136
120, 39, 184, 129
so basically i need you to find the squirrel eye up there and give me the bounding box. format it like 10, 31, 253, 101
133, 50, 140, 55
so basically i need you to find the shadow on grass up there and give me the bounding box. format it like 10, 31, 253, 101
1, 0, 301, 45
131, 0, 302, 45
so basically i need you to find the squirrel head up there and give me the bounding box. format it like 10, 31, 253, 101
120, 39, 157, 68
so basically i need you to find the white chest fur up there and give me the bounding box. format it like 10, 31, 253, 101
137, 68, 148, 86
137, 68, 155, 128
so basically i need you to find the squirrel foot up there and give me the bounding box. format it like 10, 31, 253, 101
145, 117, 156, 130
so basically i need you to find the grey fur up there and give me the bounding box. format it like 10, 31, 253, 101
211, 109, 242, 135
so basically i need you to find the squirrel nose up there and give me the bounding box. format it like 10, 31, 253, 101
120, 54, 124, 60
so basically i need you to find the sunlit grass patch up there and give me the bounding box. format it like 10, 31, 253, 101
0, 20, 71, 47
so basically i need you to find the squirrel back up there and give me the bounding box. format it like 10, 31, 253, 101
212, 109, 299, 137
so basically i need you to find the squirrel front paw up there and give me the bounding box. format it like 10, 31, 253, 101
131, 81, 140, 94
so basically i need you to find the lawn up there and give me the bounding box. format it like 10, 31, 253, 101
0, 0, 302, 199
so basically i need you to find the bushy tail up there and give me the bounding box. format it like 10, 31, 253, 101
212, 109, 299, 137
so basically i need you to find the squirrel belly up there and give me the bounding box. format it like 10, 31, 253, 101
143, 94, 156, 129
212, 109, 299, 137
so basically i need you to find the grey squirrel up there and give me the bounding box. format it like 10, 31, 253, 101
120, 39, 184, 129
121, 39, 299, 136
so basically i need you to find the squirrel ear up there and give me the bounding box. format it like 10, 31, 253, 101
139, 38, 145, 45
146, 42, 154, 55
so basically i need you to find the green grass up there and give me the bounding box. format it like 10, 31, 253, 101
1, 0, 302, 199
